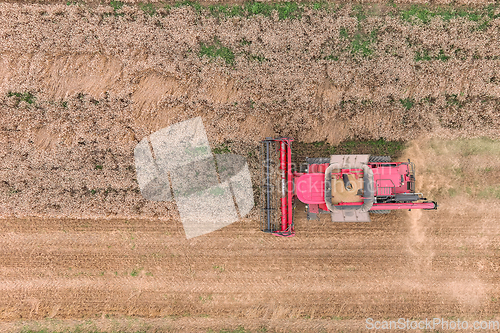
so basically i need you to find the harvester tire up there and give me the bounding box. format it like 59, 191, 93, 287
306, 157, 331, 165
371, 210, 391, 214
307, 212, 318, 221
368, 156, 392, 163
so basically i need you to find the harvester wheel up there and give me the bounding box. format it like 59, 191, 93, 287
306, 157, 331, 165
368, 156, 391, 163
307, 212, 318, 221
371, 210, 391, 214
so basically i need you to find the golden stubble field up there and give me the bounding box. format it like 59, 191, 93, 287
0, 1, 499, 332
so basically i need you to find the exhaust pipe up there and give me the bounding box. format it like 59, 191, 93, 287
342, 173, 353, 191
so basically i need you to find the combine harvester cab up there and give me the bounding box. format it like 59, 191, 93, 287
261, 138, 437, 236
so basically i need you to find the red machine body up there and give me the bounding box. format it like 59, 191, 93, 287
295, 162, 436, 210
261, 138, 437, 237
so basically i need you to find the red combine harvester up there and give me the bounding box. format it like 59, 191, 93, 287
261, 138, 437, 237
